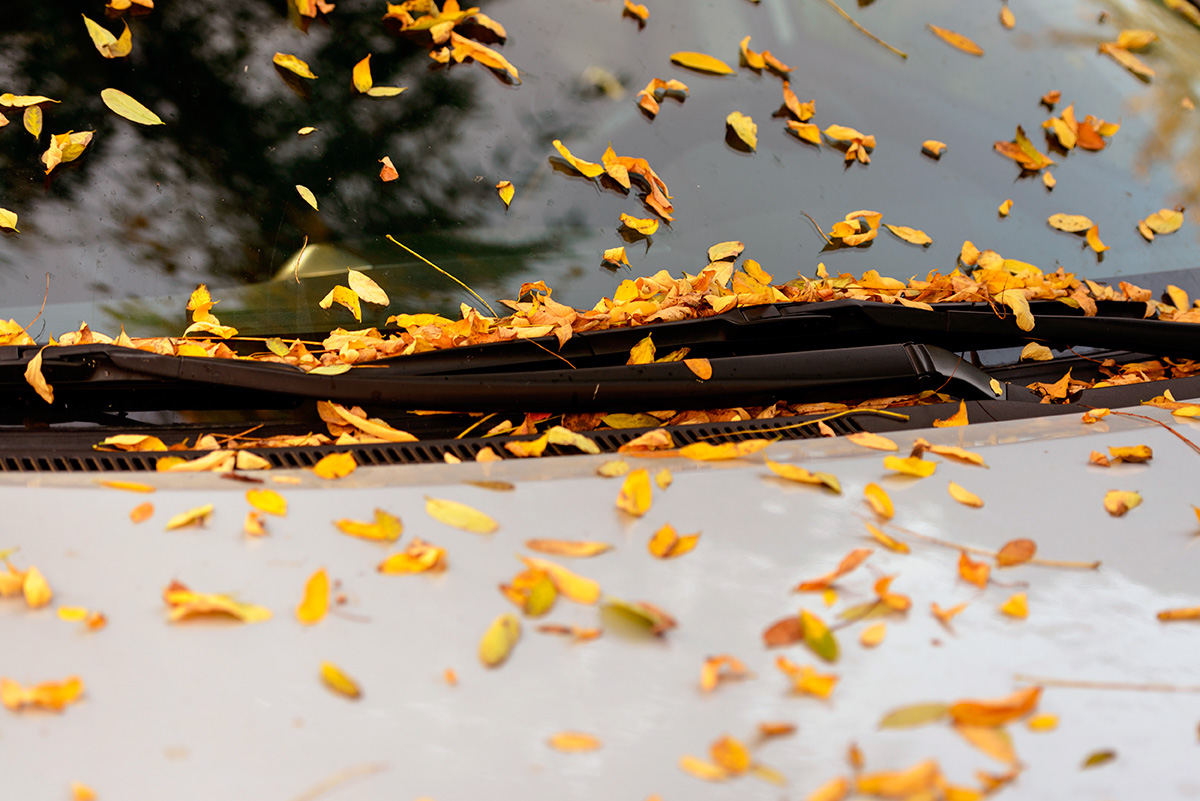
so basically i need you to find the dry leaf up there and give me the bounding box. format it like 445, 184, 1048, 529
885, 224, 933, 246
101, 88, 163, 125
958, 550, 990, 588
82, 15, 132, 58
860, 622, 887, 648
525, 539, 612, 558
999, 199, 1013, 216
1104, 489, 1142, 516
928, 24, 984, 56
700, 654, 750, 692
857, 760, 942, 797
726, 111, 757, 150
996, 538, 1036, 567
496, 180, 515, 208
24, 106, 41, 139
246, 488, 286, 516
274, 52, 318, 79
378, 538, 446, 574
1086, 224, 1109, 253
1048, 213, 1094, 232
678, 439, 772, 461
602, 246, 630, 267
164, 504, 214, 531
932, 601, 968, 629
335, 508, 403, 541
1000, 6, 1015, 29
883, 455, 936, 477
1141, 208, 1184, 237
552, 140, 605, 178
616, 468, 653, 516
648, 523, 700, 559
0, 676, 84, 712
548, 731, 602, 752
622, 0, 648, 24
775, 656, 838, 698
320, 662, 361, 699
163, 580, 272, 623
947, 481, 983, 508
847, 432, 898, 452
949, 686, 1041, 727
1157, 606, 1200, 622
879, 702, 951, 729
866, 522, 909, 553
922, 140, 947, 158
795, 548, 873, 591
955, 723, 1017, 764
521, 556, 600, 604
313, 451, 356, 479
379, 156, 399, 182
807, 777, 850, 801
479, 612, 521, 667
999, 592, 1028, 619
130, 502, 154, 523
679, 754, 730, 782
0, 207, 18, 233
933, 400, 968, 427
448, 32, 520, 83
24, 347, 54, 404
669, 51, 735, 75
22, 566, 52, 608
1021, 342, 1053, 361
295, 184, 319, 210
765, 458, 841, 493
684, 358, 712, 380
1098, 42, 1155, 79
1027, 713, 1059, 731
602, 596, 676, 635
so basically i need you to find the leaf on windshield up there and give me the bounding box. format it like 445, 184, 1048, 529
958, 550, 990, 588
725, 111, 757, 150
163, 580, 272, 623
295, 184, 318, 210
1098, 42, 1154, 80
0, 676, 84, 712
496, 180, 515, 208
334, 508, 403, 541
313, 451, 356, 479
426, 496, 498, 534
602, 143, 675, 219
23, 106, 41, 139
379, 156, 398, 182
317, 661, 361, 699
1138, 207, 1184, 241
776, 656, 838, 698
994, 126, 1053, 171
884, 224, 932, 246
622, 0, 648, 25
1048, 213, 1094, 232
1103, 489, 1142, 517
479, 612, 521, 667
448, 32, 520, 83
347, 269, 389, 307
100, 88, 163, 125
648, 523, 700, 559
164, 504, 214, 531
928, 24, 984, 56
82, 15, 132, 59
0, 208, 18, 233
602, 246, 629, 267
296, 568, 329, 625
669, 51, 734, 75
795, 548, 872, 592
273, 52, 318, 79
551, 140, 605, 178
765, 459, 841, 493
378, 538, 446, 574
1086, 225, 1109, 253
318, 286, 361, 321
42, 130, 94, 174
23, 346, 54, 404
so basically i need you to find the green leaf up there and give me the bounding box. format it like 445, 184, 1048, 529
478, 612, 521, 667
800, 609, 838, 662
101, 88, 164, 126
878, 702, 952, 729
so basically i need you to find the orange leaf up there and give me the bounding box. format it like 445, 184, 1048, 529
857, 759, 942, 797
775, 656, 838, 698
647, 523, 700, 559
758, 721, 796, 738
23, 565, 52, 608
130, 501, 154, 523
795, 548, 873, 591
807, 777, 850, 801
677, 439, 772, 461
932, 400, 969, 427
296, 568, 329, 625
710, 735, 752, 775
678, 754, 730, 782
949, 686, 1041, 727
525, 539, 612, 558
163, 580, 272, 623
684, 358, 712, 380
928, 24, 984, 55
0, 675, 84, 712
379, 156, 399, 182
958, 550, 990, 588
548, 731, 602, 752
334, 508, 403, 541
866, 522, 909, 553
700, 654, 750, 692
1103, 489, 1142, 517
313, 451, 357, 479
932, 601, 968, 630
996, 538, 1036, 567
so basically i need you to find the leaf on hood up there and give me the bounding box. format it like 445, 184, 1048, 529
860, 621, 887, 647
1139, 207, 1184, 240
949, 686, 1041, 727
678, 754, 730, 782
549, 731, 603, 752
1027, 713, 1059, 731
700, 654, 751, 692
1098, 42, 1155, 79
41, 130, 94, 174
1109, 444, 1152, 463
320, 662, 362, 699
1085, 225, 1109, 253
246, 488, 286, 516
999, 592, 1028, 619
0, 207, 18, 232
678, 439, 773, 461
801, 609, 839, 662
996, 538, 1036, 567
795, 548, 873, 591
616, 468, 653, 516
765, 459, 841, 493
1157, 606, 1200, 622
22, 565, 53, 608
0, 676, 85, 712
128, 502, 154, 524
496, 180, 515, 208
602, 596, 676, 635
379, 156, 399, 182
425, 496, 497, 533
775, 655, 838, 698
947, 481, 983, 508
525, 539, 612, 558
725, 111, 757, 150
164, 504, 214, 531
932, 601, 968, 630
866, 522, 909, 555
857, 760, 943, 797
928, 24, 984, 55
82, 15, 132, 58
884, 455, 936, 477
710, 735, 752, 775
521, 555, 600, 604
313, 451, 356, 479
1000, 6, 1015, 29
1103, 489, 1142, 517
163, 580, 272, 623
878, 702, 951, 729
806, 777, 850, 801
100, 88, 163, 125
296, 568, 329, 625
884, 224, 933, 246
786, 120, 821, 145
479, 612, 521, 667
669, 51, 734, 75
958, 550, 990, 588
846, 432, 898, 452
1083, 749, 1117, 768
378, 538, 446, 574
273, 52, 318, 79
648, 523, 700, 559
334, 508, 403, 541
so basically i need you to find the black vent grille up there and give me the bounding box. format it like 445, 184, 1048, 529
0, 413, 865, 474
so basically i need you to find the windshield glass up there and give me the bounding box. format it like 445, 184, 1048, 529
2, 0, 1199, 339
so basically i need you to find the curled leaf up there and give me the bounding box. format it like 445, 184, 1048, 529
273, 52, 318, 79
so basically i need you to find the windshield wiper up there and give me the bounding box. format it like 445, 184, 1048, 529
1, 299, 1195, 413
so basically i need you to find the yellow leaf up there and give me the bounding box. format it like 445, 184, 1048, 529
678, 439, 773, 461
1109, 444, 1153, 463
679, 754, 730, 782
996, 538, 1037, 566
669, 51, 735, 75
955, 723, 1017, 764
1048, 213, 1094, 232
551, 140, 605, 178
932, 601, 968, 628
1103, 489, 1142, 517
521, 555, 600, 603
163, 581, 272, 623
244, 510, 266, 537
1098, 42, 1155, 79
0, 676, 84, 712
313, 451, 356, 479
807, 776, 850, 801
739, 35, 765, 70
318, 285, 361, 321
619, 213, 659, 235
1020, 342, 1053, 361
71, 782, 97, 801
334, 508, 403, 541
928, 24, 984, 55
847, 432, 898, 452
23, 106, 41, 139
999, 5, 1015, 29
947, 481, 983, 508
933, 399, 969, 427
23, 566, 53, 608
765, 458, 841, 493
367, 86, 406, 97
525, 539, 613, 558
725, 111, 757, 150
496, 180, 515, 208
479, 612, 521, 667
616, 468, 653, 516
1142, 207, 1184, 235
603, 246, 630, 266
548, 731, 602, 752
999, 592, 1028, 619
787, 120, 821, 145
775, 655, 838, 698
273, 52, 318, 79
296, 568, 329, 625
100, 88, 163, 125
996, 289, 1035, 331
858, 759, 942, 797
0, 94, 60, 108
998, 199, 1013, 217
164, 503, 214, 531
648, 523, 700, 559
1082, 224, 1109, 253
82, 15, 131, 58
710, 735, 752, 775
700, 654, 750, 692
1027, 713, 1059, 731
57, 607, 90, 622
344, 269, 389, 307
1117, 29, 1158, 50
883, 455, 936, 477
860, 622, 887, 648
352, 54, 374, 93
449, 32, 520, 83
377, 538, 446, 573
295, 184, 319, 211
823, 124, 870, 144
246, 488, 286, 516
622, 0, 649, 24
426, 496, 498, 534
298, 126, 317, 135
795, 548, 873, 591
320, 661, 361, 699
884, 224, 933, 246
597, 459, 630, 477
866, 521, 909, 553
24, 346, 54, 404
0, 207, 18, 233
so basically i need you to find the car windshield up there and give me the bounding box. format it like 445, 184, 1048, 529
2, 0, 1199, 341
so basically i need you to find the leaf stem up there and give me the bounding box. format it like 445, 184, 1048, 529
386, 235, 498, 317
819, 0, 908, 59
861, 515, 1102, 569
1014, 674, 1200, 693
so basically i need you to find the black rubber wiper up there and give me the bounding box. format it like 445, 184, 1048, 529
0, 298, 1195, 412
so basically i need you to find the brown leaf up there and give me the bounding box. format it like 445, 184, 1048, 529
996, 538, 1037, 567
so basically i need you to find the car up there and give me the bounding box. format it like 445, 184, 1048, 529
2, 0, 1200, 799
